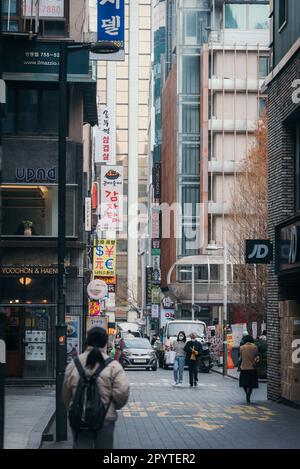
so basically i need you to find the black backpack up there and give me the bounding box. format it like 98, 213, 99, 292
68, 356, 113, 433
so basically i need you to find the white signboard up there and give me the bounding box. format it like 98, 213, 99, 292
85, 197, 92, 232
25, 343, 46, 361
100, 165, 123, 232
0, 340, 6, 364
25, 330, 47, 343
23, 0, 64, 18
94, 106, 115, 165
151, 304, 160, 318
231, 323, 247, 347
160, 309, 175, 328
105, 292, 116, 309
87, 279, 108, 300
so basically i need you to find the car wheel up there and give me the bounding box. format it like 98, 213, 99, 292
152, 365, 157, 371
146, 367, 151, 371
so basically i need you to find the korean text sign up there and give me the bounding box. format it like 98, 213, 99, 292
94, 106, 115, 165
100, 166, 123, 232
23, 0, 64, 18
97, 0, 125, 48
93, 240, 116, 277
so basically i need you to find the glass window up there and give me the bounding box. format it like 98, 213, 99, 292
2, 186, 77, 237
2, 0, 19, 15
259, 56, 270, 78
259, 97, 267, 117
279, 0, 287, 30
182, 144, 200, 175
225, 4, 247, 29
248, 4, 269, 30
182, 56, 200, 95
2, 85, 59, 135
182, 104, 200, 134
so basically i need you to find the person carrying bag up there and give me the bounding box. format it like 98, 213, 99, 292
63, 327, 130, 449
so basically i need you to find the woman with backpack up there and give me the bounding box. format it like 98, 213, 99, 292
63, 327, 130, 449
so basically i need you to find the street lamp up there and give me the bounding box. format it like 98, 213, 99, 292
206, 239, 228, 377
56, 40, 120, 442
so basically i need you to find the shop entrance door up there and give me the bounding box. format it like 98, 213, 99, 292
5, 308, 24, 377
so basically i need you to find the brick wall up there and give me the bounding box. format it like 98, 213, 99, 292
267, 50, 300, 401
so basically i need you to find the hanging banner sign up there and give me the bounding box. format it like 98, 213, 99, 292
100, 166, 123, 232
94, 106, 115, 165
160, 309, 175, 328
88, 300, 101, 317
151, 305, 160, 319
85, 197, 92, 232
151, 205, 160, 239
146, 267, 153, 306
153, 163, 161, 199
106, 293, 116, 308
93, 239, 117, 277
23, 0, 64, 18
152, 285, 161, 305
97, 0, 125, 49
87, 316, 108, 333
152, 239, 161, 256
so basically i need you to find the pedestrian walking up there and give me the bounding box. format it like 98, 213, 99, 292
114, 333, 125, 362
239, 334, 259, 404
173, 331, 186, 386
184, 333, 202, 387
63, 327, 130, 449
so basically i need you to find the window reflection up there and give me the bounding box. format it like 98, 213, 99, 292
225, 4, 269, 30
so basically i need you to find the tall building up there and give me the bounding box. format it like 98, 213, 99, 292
265, 0, 300, 403
160, 0, 269, 324
0, 0, 96, 383
95, 0, 152, 320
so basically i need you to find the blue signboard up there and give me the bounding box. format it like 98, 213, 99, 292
97, 0, 125, 49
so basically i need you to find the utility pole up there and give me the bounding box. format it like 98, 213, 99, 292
56, 40, 68, 442
223, 238, 228, 377
0, 0, 5, 450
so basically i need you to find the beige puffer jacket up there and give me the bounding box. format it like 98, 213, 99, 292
62, 347, 130, 422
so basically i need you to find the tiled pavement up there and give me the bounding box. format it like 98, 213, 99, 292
5, 386, 55, 449
42, 369, 300, 449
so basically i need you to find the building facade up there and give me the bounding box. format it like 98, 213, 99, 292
0, 0, 96, 383
160, 0, 269, 325
266, 0, 300, 403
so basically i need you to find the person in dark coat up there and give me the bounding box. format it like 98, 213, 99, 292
239, 335, 259, 404
184, 333, 202, 387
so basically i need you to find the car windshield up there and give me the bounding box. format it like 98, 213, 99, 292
124, 339, 152, 349
167, 323, 205, 338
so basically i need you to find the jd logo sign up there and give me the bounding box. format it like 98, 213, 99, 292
245, 240, 273, 264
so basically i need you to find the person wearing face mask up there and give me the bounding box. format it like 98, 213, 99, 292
184, 332, 202, 387
173, 331, 187, 386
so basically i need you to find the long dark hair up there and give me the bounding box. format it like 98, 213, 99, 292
244, 335, 254, 344
177, 331, 187, 342
85, 327, 107, 369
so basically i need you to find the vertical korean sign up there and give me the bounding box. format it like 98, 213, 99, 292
100, 166, 123, 232
94, 106, 115, 165
97, 0, 125, 50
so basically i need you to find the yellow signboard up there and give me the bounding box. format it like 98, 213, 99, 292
227, 333, 234, 347
93, 239, 116, 277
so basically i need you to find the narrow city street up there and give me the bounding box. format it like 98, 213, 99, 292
42, 369, 300, 450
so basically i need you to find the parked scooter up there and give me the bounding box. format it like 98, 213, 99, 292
198, 341, 213, 373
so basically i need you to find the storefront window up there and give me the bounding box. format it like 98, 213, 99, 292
2, 185, 77, 237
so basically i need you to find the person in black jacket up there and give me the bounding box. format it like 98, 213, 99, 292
184, 333, 202, 387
